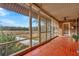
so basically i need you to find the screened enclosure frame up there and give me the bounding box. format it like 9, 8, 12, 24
0, 3, 59, 56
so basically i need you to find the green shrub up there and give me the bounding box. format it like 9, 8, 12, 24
0, 31, 16, 43
72, 34, 79, 42
0, 31, 26, 55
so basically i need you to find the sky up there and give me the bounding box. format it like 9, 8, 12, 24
0, 7, 38, 28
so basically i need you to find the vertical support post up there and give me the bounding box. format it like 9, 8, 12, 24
29, 4, 32, 48
38, 15, 41, 43
77, 17, 79, 35
76, 19, 77, 35
68, 22, 70, 36
5, 44, 8, 55
46, 19, 47, 40
50, 19, 52, 39
53, 20, 54, 37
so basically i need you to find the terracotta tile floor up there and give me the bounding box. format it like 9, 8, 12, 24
24, 36, 79, 56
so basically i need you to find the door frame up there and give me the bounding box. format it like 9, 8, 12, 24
62, 22, 70, 36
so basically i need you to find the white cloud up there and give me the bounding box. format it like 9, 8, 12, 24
0, 8, 4, 10
0, 19, 17, 27
0, 11, 7, 16
0, 8, 9, 16
0, 19, 26, 27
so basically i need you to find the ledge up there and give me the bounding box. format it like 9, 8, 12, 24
10, 36, 58, 56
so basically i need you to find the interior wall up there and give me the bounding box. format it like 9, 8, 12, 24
59, 20, 77, 36
77, 18, 79, 35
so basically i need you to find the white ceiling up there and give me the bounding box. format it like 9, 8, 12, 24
39, 3, 79, 21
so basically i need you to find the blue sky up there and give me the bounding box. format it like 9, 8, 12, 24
0, 8, 38, 28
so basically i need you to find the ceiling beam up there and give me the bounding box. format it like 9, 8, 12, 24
32, 3, 60, 22
59, 19, 77, 23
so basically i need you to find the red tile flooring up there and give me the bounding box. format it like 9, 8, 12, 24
24, 36, 79, 56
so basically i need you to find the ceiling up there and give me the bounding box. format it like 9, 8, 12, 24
36, 3, 79, 21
